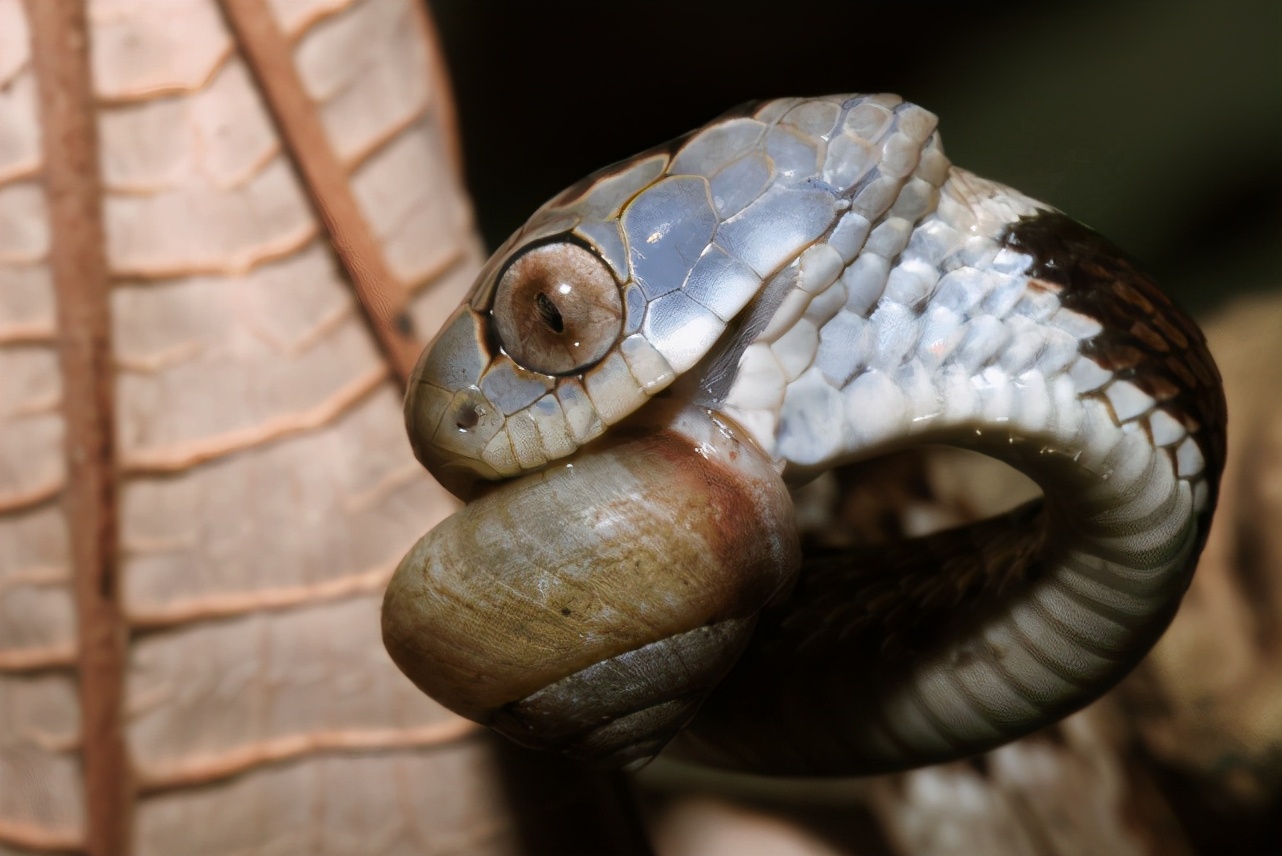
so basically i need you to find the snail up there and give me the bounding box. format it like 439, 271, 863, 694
382, 94, 1225, 774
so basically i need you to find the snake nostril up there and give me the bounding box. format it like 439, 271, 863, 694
455, 405, 481, 432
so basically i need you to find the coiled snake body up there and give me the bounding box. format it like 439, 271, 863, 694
382, 94, 1226, 774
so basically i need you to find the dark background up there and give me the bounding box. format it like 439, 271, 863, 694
430, 0, 1280, 316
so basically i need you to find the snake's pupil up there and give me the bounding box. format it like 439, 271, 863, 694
536, 292, 565, 334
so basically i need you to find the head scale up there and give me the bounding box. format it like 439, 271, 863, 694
404, 95, 942, 496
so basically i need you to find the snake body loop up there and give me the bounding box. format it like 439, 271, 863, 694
384, 95, 1225, 774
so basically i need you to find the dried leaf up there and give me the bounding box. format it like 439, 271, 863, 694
0, 1, 549, 853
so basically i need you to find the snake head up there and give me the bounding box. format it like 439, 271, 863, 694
403, 148, 669, 498
403, 97, 925, 496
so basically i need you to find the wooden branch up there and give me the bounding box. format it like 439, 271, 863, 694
23, 1, 133, 853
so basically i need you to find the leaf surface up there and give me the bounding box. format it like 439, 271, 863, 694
0, 1, 537, 853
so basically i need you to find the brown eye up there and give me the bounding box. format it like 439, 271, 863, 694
491, 241, 623, 376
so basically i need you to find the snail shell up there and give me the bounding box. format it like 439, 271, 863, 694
382, 405, 798, 768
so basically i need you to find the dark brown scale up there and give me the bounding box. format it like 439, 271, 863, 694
1130, 321, 1170, 353
783, 500, 1046, 661
1002, 212, 1228, 521
677, 499, 1056, 774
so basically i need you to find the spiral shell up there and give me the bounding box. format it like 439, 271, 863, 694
382, 406, 798, 767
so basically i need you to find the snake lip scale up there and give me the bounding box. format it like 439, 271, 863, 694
383, 94, 1226, 775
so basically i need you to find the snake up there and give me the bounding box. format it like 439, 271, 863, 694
381, 94, 1226, 775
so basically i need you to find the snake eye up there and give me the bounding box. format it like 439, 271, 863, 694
491, 241, 623, 376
